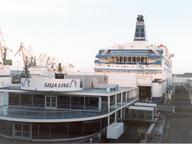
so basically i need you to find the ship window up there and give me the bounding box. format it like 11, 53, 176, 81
141, 33, 145, 37
133, 57, 136, 63
141, 57, 144, 63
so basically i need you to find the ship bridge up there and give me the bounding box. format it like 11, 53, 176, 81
95, 49, 163, 65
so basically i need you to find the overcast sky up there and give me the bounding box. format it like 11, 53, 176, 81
0, 0, 192, 73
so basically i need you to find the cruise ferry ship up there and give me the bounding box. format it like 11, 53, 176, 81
95, 15, 174, 103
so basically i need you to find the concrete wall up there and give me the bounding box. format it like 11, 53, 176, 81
152, 83, 163, 98
66, 74, 108, 89
0, 77, 11, 88
106, 72, 137, 87
0, 92, 8, 106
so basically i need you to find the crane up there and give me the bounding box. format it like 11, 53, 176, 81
15, 42, 36, 77
0, 29, 12, 65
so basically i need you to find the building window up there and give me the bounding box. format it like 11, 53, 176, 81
123, 92, 126, 102
57, 96, 70, 109
117, 94, 121, 104
85, 97, 98, 110
21, 94, 32, 106
110, 95, 115, 106
0, 120, 12, 136
9, 93, 20, 105
71, 96, 84, 109
13, 124, 31, 139
110, 113, 115, 124
45, 96, 57, 109
33, 95, 44, 107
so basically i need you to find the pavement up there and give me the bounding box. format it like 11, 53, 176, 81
150, 84, 192, 143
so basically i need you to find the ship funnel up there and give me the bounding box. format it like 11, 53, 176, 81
134, 15, 146, 41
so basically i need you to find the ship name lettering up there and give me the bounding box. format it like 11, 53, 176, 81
44, 80, 77, 88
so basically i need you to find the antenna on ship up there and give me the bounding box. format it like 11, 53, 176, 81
134, 15, 147, 41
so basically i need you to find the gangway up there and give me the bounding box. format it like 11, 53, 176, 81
157, 105, 175, 113
127, 106, 156, 122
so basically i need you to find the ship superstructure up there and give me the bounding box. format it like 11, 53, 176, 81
95, 15, 174, 102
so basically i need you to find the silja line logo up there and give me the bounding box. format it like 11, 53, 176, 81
21, 79, 30, 87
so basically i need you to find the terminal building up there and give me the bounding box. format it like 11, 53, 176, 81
0, 68, 138, 142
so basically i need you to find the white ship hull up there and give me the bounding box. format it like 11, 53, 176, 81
94, 15, 174, 103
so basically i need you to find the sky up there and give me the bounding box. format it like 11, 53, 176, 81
0, 0, 192, 73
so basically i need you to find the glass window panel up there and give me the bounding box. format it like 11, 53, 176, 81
52, 102, 56, 107
23, 132, 30, 137
9, 93, 20, 105
23, 125, 30, 132
71, 96, 84, 109
110, 95, 115, 105
21, 94, 32, 106
46, 96, 57, 108
33, 95, 45, 107
46, 102, 51, 107
50, 123, 68, 139
46, 97, 50, 102
52, 97, 56, 102
68, 122, 82, 137
39, 124, 50, 139
85, 97, 98, 110
0, 120, 12, 136
14, 131, 22, 136
57, 96, 70, 108
15, 124, 22, 131
117, 94, 121, 103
